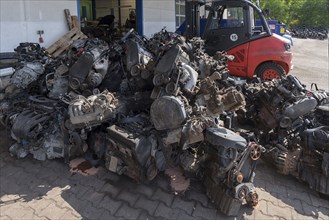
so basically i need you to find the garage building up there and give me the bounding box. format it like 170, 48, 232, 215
0, 0, 191, 52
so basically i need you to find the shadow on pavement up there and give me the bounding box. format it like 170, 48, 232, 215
253, 160, 329, 219
0, 125, 255, 220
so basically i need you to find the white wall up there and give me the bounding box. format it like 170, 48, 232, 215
0, 0, 78, 52
143, 0, 175, 37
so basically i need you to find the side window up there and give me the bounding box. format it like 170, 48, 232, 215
219, 7, 244, 28
251, 6, 267, 36
175, 0, 185, 29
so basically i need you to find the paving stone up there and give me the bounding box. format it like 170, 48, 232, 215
266, 181, 288, 197
0, 215, 13, 220
267, 202, 293, 219
257, 200, 269, 215
152, 188, 174, 206
134, 196, 159, 215
28, 198, 53, 211
275, 196, 304, 214
64, 194, 98, 218
37, 203, 71, 219
47, 194, 73, 210
309, 193, 329, 208
286, 179, 311, 194
1, 129, 329, 220
45, 186, 68, 197
134, 184, 156, 198
59, 210, 81, 219
185, 190, 209, 207
52, 178, 79, 190
0, 203, 31, 219
192, 203, 217, 220
24, 162, 48, 175
12, 170, 38, 186
318, 206, 329, 215
78, 175, 106, 190
253, 208, 274, 220
115, 203, 142, 220
318, 207, 329, 220
154, 202, 182, 219
176, 211, 198, 220
254, 178, 266, 190
101, 170, 122, 184
238, 204, 255, 219
138, 210, 160, 220
79, 205, 106, 219
0, 194, 23, 203
0, 156, 17, 166
79, 188, 104, 207
100, 183, 121, 198
154, 175, 170, 192
0, 159, 6, 168
258, 190, 280, 206
28, 181, 53, 196
117, 189, 139, 207
242, 215, 254, 220
217, 210, 241, 220
255, 164, 275, 182
64, 184, 90, 201
35, 167, 60, 182
99, 195, 123, 215
117, 177, 141, 190
46, 164, 71, 180
171, 197, 195, 215
301, 200, 320, 218
291, 210, 316, 220
287, 189, 311, 203
67, 172, 85, 182
98, 209, 117, 220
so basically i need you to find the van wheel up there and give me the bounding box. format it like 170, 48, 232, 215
256, 62, 285, 81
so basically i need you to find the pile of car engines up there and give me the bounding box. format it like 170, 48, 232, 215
0, 28, 328, 215
238, 76, 329, 197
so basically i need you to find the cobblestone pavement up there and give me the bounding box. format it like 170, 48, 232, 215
0, 126, 329, 220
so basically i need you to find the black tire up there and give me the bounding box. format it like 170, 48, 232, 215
256, 62, 286, 81
0, 52, 19, 69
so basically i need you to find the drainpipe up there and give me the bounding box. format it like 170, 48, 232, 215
136, 0, 143, 35
77, 0, 81, 25
118, 0, 121, 28
92, 0, 96, 20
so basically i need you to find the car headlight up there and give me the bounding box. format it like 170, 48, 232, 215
284, 43, 291, 51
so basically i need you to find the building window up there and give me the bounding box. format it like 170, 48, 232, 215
175, 0, 185, 29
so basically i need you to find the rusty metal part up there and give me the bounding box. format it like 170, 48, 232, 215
203, 176, 243, 216
246, 192, 259, 207
68, 90, 120, 127
250, 143, 262, 161
274, 147, 301, 175
259, 105, 278, 129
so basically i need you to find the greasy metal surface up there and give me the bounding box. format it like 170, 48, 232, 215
0, 31, 328, 218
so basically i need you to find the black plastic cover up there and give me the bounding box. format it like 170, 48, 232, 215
206, 127, 247, 150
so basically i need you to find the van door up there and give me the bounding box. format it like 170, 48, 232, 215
204, 2, 251, 55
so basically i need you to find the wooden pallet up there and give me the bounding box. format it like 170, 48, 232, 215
46, 28, 87, 58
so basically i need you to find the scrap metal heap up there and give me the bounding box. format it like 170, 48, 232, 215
238, 76, 329, 196
0, 28, 328, 215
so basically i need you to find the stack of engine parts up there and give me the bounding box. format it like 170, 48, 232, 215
238, 75, 329, 197
0, 28, 328, 216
